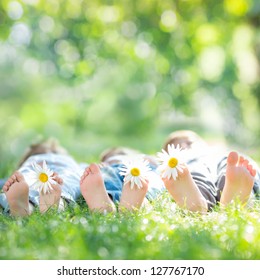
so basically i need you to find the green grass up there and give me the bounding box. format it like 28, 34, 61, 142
1, 192, 260, 260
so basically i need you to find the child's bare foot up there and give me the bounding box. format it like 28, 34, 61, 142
163, 165, 208, 213
80, 163, 116, 213
3, 171, 31, 217
39, 173, 63, 213
220, 151, 256, 206
118, 180, 149, 211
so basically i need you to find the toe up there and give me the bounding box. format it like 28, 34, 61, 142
8, 177, 14, 185
242, 159, 249, 168
80, 172, 88, 183
238, 156, 245, 165
5, 181, 11, 188
14, 171, 24, 183
53, 176, 63, 185
81, 172, 88, 182
227, 151, 239, 166
89, 163, 100, 174
251, 168, 256, 177
248, 165, 256, 177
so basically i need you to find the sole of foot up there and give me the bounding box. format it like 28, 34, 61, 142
39, 173, 63, 213
80, 163, 116, 213
163, 164, 208, 213
220, 151, 256, 206
3, 171, 30, 217
118, 180, 149, 212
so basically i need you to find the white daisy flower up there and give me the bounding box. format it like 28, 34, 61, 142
157, 144, 186, 180
119, 156, 151, 189
28, 160, 56, 194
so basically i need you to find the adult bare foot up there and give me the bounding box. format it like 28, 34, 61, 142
80, 163, 116, 213
118, 179, 149, 212
163, 165, 208, 213
39, 173, 63, 213
3, 171, 31, 217
220, 151, 256, 206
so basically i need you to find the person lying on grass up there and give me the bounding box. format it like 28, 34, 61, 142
90, 146, 165, 212
159, 130, 260, 213
0, 139, 82, 216
0, 139, 165, 217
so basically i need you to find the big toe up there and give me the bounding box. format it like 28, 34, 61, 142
227, 151, 239, 166
89, 163, 101, 174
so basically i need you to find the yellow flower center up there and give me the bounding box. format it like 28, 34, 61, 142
168, 157, 178, 168
39, 173, 48, 183
130, 168, 140, 177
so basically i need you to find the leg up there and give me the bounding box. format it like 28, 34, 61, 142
220, 151, 256, 206
3, 171, 33, 217
118, 179, 149, 212
163, 164, 208, 213
39, 172, 63, 213
80, 163, 116, 213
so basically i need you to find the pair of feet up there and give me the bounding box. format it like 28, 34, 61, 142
163, 151, 257, 212
3, 172, 63, 216
80, 163, 149, 212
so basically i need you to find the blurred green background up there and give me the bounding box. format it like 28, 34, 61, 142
0, 0, 259, 168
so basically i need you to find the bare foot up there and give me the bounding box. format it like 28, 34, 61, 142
163, 164, 208, 213
3, 171, 31, 217
80, 163, 116, 213
39, 172, 63, 213
220, 151, 256, 206
119, 179, 149, 211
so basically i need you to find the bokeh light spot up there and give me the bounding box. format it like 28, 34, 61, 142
224, 0, 249, 16
7, 1, 23, 20
160, 10, 177, 32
